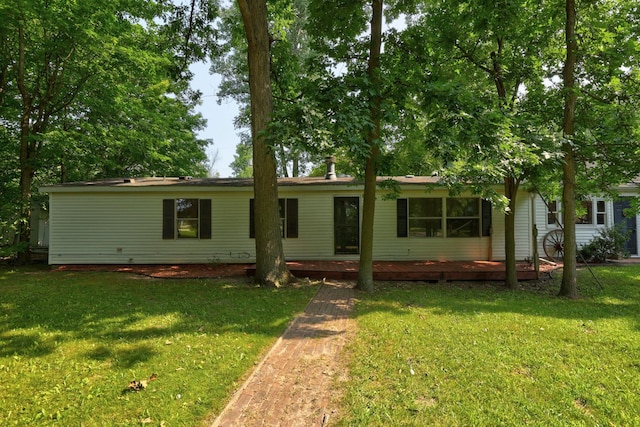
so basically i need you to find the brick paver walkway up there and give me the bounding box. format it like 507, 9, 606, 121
211, 281, 356, 427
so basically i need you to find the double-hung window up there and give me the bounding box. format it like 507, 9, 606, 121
547, 201, 559, 225
162, 199, 212, 239
446, 198, 480, 237
408, 198, 443, 237
250, 198, 298, 239
576, 200, 594, 224
596, 200, 606, 225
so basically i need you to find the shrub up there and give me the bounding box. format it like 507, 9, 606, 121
578, 226, 630, 263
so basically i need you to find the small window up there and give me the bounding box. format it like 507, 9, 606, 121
576, 200, 593, 224
162, 199, 211, 239
548, 201, 559, 225
250, 198, 298, 239
596, 200, 606, 225
446, 198, 480, 237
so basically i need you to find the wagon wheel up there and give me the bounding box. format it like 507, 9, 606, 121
543, 229, 565, 260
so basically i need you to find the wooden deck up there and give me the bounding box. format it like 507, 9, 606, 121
249, 260, 555, 282
56, 260, 558, 281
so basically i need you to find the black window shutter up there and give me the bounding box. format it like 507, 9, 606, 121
162, 199, 175, 239
249, 199, 255, 238
397, 199, 408, 237
482, 199, 492, 236
286, 198, 298, 238
199, 199, 212, 239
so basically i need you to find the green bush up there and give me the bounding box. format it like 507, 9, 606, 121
578, 226, 630, 263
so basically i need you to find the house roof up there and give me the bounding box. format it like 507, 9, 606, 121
41, 175, 442, 192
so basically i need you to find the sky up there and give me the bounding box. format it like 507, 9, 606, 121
190, 61, 239, 178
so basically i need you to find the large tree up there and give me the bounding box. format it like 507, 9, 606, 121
356, 0, 384, 292
0, 0, 212, 259
213, 0, 325, 177
389, 0, 559, 288
559, 0, 579, 298
554, 0, 640, 297
236, 0, 293, 287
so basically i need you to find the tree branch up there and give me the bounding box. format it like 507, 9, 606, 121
454, 41, 492, 75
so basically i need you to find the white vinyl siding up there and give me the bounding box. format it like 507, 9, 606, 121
46, 183, 535, 264
48, 191, 255, 264
533, 196, 614, 255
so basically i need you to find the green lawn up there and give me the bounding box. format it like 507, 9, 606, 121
0, 266, 318, 426
3, 265, 639, 426
337, 266, 640, 426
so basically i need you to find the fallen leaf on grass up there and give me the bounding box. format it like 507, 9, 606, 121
128, 379, 148, 391
123, 373, 158, 393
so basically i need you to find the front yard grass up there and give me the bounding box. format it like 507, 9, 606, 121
337, 265, 640, 426
0, 267, 318, 426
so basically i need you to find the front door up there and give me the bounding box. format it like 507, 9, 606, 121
334, 197, 359, 254
613, 198, 638, 255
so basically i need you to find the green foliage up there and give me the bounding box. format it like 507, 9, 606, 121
230, 133, 254, 177
337, 266, 640, 425
578, 226, 630, 263
0, 0, 214, 249
0, 268, 317, 425
214, 0, 327, 177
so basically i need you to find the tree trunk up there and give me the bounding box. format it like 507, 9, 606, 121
16, 24, 33, 263
356, 0, 383, 293
485, 36, 520, 288
559, 0, 579, 298
237, 0, 293, 287
504, 176, 519, 289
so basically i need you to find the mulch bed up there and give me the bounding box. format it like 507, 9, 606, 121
53, 260, 562, 281
54, 263, 252, 279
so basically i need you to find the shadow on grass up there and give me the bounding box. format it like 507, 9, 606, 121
352, 265, 640, 330
86, 344, 158, 368
0, 268, 318, 360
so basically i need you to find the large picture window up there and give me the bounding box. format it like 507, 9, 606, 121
250, 198, 298, 239
162, 199, 211, 239
397, 197, 489, 238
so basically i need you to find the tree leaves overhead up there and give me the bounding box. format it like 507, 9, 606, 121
0, 0, 214, 251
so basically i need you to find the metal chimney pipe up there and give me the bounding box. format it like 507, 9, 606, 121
325, 156, 337, 180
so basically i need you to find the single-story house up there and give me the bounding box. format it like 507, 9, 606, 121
39, 168, 640, 266
40, 174, 537, 265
